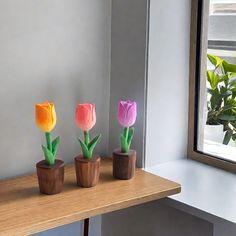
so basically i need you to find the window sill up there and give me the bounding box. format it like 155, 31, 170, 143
202, 139, 236, 162
146, 158, 236, 224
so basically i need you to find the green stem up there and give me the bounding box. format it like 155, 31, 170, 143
121, 127, 129, 153
124, 127, 129, 141
45, 132, 52, 152
84, 131, 90, 146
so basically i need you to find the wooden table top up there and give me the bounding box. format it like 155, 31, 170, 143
0, 158, 181, 235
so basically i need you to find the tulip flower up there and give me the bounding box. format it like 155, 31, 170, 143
117, 100, 137, 153
35, 101, 60, 165
75, 103, 101, 159
35, 102, 56, 132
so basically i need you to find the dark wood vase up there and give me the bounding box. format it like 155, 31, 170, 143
36, 159, 64, 195
113, 149, 136, 180
74, 155, 100, 188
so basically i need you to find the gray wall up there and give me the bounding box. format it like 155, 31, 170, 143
145, 0, 190, 167
214, 220, 236, 236
102, 201, 213, 236
0, 0, 110, 235
34, 216, 101, 236
108, 0, 148, 167
0, 0, 111, 178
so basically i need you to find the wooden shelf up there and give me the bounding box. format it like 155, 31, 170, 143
0, 158, 181, 235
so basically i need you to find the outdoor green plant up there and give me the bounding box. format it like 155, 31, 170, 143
207, 54, 236, 145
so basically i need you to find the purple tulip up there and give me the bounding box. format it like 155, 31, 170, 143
117, 100, 137, 127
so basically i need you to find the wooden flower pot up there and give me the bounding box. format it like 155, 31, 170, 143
112, 149, 136, 180
36, 159, 64, 195
74, 155, 101, 188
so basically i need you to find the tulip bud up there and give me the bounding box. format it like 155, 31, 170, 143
117, 100, 137, 128
75, 103, 96, 131
35, 101, 56, 133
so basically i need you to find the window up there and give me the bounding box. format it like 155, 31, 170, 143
210, 1, 236, 15
188, 0, 236, 172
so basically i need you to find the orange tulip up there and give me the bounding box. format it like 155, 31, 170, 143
35, 101, 56, 132
75, 103, 96, 131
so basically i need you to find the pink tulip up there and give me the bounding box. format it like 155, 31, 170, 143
75, 103, 96, 131
117, 100, 137, 127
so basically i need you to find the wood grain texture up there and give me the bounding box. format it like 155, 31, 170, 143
36, 159, 64, 195
0, 158, 181, 235
113, 149, 136, 180
74, 155, 100, 188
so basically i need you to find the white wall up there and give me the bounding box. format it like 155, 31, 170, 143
145, 0, 190, 167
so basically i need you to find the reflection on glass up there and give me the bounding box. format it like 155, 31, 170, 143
198, 0, 236, 162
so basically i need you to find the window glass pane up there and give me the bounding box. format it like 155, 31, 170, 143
197, 0, 236, 162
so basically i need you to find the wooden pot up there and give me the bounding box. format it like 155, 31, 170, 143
36, 159, 64, 195
112, 149, 136, 180
74, 155, 100, 188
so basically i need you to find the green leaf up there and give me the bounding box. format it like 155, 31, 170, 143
229, 77, 236, 87
232, 133, 236, 141
120, 134, 128, 153
42, 145, 55, 165
207, 71, 220, 89
223, 130, 232, 145
88, 134, 101, 158
228, 72, 236, 78
219, 86, 232, 98
207, 71, 213, 88
231, 87, 236, 93
52, 136, 60, 156
218, 114, 236, 121
232, 91, 236, 99
207, 88, 214, 95
207, 54, 223, 67
88, 134, 101, 150
127, 127, 135, 149
221, 74, 229, 86
222, 60, 236, 73
221, 91, 232, 98
221, 105, 236, 112
209, 89, 222, 110
230, 121, 236, 129
77, 138, 90, 159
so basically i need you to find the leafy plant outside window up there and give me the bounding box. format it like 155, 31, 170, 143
207, 54, 236, 145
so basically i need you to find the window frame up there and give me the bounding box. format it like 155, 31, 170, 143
188, 0, 236, 173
